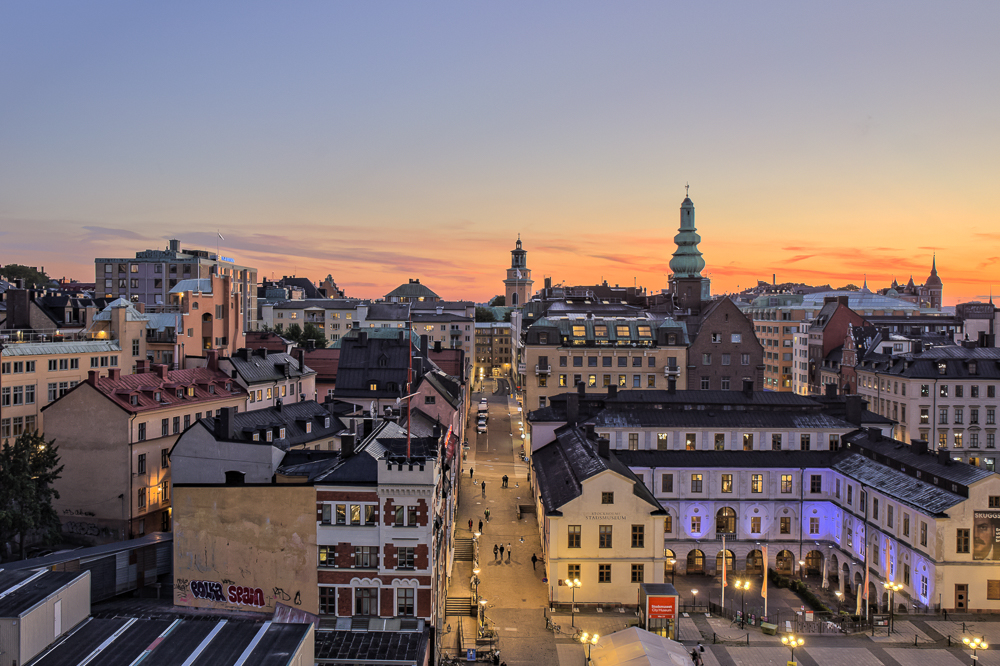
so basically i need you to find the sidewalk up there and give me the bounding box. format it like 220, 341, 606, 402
444, 386, 567, 665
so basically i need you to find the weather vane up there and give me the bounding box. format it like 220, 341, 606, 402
685, 182, 690, 197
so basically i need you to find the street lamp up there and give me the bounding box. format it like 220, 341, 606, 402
835, 590, 843, 615
963, 636, 988, 664
782, 634, 804, 663
473, 531, 481, 567
667, 558, 676, 585
578, 631, 600, 660
478, 598, 488, 632
798, 559, 806, 580
883, 581, 902, 634
567, 578, 582, 627
691, 589, 698, 610
734, 580, 751, 629
472, 567, 481, 603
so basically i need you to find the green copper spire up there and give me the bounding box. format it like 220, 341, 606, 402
669, 193, 705, 278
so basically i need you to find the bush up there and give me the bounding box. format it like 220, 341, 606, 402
767, 569, 832, 614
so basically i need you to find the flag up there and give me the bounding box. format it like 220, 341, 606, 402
516, 269, 522, 279
218, 232, 225, 240
863, 548, 870, 600
722, 536, 728, 588
822, 556, 829, 589
761, 544, 768, 600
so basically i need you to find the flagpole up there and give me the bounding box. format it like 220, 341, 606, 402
721, 535, 726, 612
762, 544, 768, 619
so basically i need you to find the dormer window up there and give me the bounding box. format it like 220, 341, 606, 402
225, 382, 231, 391
154, 392, 161, 402
266, 430, 273, 442
369, 382, 378, 391
279, 428, 286, 439
324, 417, 330, 428
209, 385, 216, 394
969, 362, 978, 375
176, 388, 183, 398
306, 422, 312, 433
130, 395, 139, 406
187, 387, 195, 397
253, 432, 260, 441
938, 363, 947, 375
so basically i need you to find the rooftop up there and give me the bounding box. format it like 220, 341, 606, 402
1, 339, 122, 357
0, 570, 88, 618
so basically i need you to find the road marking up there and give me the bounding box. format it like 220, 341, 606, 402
504, 627, 518, 631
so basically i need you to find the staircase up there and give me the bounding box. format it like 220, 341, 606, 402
445, 596, 475, 617
455, 538, 474, 561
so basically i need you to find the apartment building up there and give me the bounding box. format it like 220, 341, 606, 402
856, 343, 1000, 469
521, 315, 688, 413
42, 360, 246, 543
169, 275, 247, 364
95, 238, 257, 330
474, 322, 513, 380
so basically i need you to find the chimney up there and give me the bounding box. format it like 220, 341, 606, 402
566, 393, 580, 427
844, 394, 865, 425
420, 335, 430, 358
913, 341, 923, 354
154, 364, 169, 379
608, 385, 618, 399
667, 376, 676, 394
207, 349, 220, 371
295, 347, 305, 372
169, 239, 180, 252
215, 406, 236, 440
911, 439, 929, 456
87, 370, 100, 387
108, 368, 121, 381
436, 305, 443, 315
434, 340, 442, 353
937, 448, 951, 466
825, 382, 837, 397
341, 432, 356, 457
305, 338, 316, 351
742, 379, 754, 398
135, 359, 148, 374
597, 436, 610, 459
255, 347, 269, 358
585, 423, 595, 439
577, 381, 586, 397
363, 415, 374, 438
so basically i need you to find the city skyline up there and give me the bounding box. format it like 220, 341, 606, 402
2, 2, 998, 304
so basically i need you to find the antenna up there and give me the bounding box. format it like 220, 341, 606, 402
685, 182, 689, 197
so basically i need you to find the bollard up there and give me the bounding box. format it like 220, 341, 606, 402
914, 633, 917, 646
948, 635, 951, 647
713, 633, 717, 644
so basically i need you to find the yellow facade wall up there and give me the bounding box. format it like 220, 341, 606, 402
173, 485, 318, 614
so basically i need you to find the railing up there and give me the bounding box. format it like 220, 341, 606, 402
663, 365, 680, 376
535, 365, 551, 375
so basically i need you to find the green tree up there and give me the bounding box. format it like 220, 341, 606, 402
301, 323, 328, 348
285, 323, 303, 343
489, 295, 506, 306
1, 264, 50, 288
475, 307, 497, 322
0, 431, 64, 561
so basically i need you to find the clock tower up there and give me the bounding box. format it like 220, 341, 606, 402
504, 235, 533, 307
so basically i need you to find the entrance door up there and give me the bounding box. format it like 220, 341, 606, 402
955, 584, 968, 611
54, 599, 62, 637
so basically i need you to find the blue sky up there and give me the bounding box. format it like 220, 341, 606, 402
2, 1, 998, 302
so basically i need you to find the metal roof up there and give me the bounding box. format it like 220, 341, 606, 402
0, 570, 88, 617
1, 340, 122, 356
169, 278, 214, 294
587, 409, 855, 430
833, 453, 965, 516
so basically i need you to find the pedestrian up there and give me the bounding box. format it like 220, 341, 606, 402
478, 519, 483, 533
507, 542, 512, 562
499, 544, 505, 561
531, 553, 538, 570
482, 481, 486, 498
492, 651, 500, 666
494, 544, 499, 561
468, 519, 473, 532
470, 467, 474, 479
502, 474, 508, 488
485, 508, 491, 522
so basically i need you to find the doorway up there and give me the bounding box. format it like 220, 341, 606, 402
955, 584, 968, 610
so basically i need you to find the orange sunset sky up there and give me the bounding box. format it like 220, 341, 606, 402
2, 3, 998, 306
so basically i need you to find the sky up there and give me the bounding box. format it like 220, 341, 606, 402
1, 2, 998, 305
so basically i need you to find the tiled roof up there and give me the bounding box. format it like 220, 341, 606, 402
860, 347, 1000, 379
842, 429, 994, 487
366, 303, 410, 320
200, 400, 344, 446
71, 367, 244, 414
532, 424, 664, 515
314, 628, 428, 662
385, 281, 440, 300
2, 340, 122, 357
833, 453, 965, 516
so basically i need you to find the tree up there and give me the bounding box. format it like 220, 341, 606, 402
475, 307, 497, 322
0, 264, 50, 288
0, 431, 64, 561
301, 323, 328, 349
285, 323, 303, 343
489, 295, 506, 306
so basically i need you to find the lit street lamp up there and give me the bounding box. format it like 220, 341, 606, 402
472, 567, 481, 603
734, 580, 751, 629
883, 581, 902, 634
478, 598, 488, 633
578, 631, 600, 660
835, 590, 843, 614
781, 634, 804, 664
473, 531, 481, 567
691, 589, 698, 610
798, 559, 806, 580
567, 578, 582, 627
668, 558, 676, 585
963, 636, 988, 664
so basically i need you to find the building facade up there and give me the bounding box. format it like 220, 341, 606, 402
503, 236, 533, 308
474, 322, 513, 380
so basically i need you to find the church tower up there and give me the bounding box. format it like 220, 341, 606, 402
922, 254, 943, 309
503, 235, 533, 307
669, 191, 711, 312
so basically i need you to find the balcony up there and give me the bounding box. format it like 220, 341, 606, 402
517, 363, 527, 374
663, 364, 681, 377
535, 364, 552, 376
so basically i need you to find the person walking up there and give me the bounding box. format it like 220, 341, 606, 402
531, 553, 538, 570
493, 544, 499, 562
499, 544, 505, 561
502, 474, 509, 488
507, 542, 512, 563
468, 519, 473, 532
470, 467, 474, 479
478, 519, 483, 533
481, 481, 486, 498
485, 508, 491, 522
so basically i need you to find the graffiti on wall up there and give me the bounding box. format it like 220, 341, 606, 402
189, 580, 267, 607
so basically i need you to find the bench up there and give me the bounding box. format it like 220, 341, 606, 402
760, 622, 778, 636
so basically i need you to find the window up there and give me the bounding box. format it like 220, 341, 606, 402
903, 513, 910, 537
809, 517, 819, 534
957, 528, 970, 554
743, 433, 754, 451
628, 433, 639, 450
731, 333, 742, 343
567, 564, 581, 581
741, 353, 750, 365
921, 384, 930, 397
137, 453, 146, 475
920, 521, 928, 547
598, 564, 612, 583
800, 434, 811, 450
721, 474, 733, 493
559, 374, 567, 387
661, 473, 673, 493
751, 474, 763, 493
601, 492, 615, 504
664, 514, 672, 533
137, 487, 146, 508
989, 581, 1000, 601
138, 422, 146, 441
887, 505, 894, 528
568, 525, 581, 548
921, 576, 928, 597
397, 546, 415, 569
632, 525, 645, 548
631, 564, 644, 583
751, 516, 761, 533
810, 475, 822, 493
690, 516, 701, 533
160, 480, 169, 503
772, 433, 782, 450
940, 385, 949, 398
920, 408, 929, 424
691, 474, 703, 493
394, 506, 404, 526
988, 408, 996, 425
702, 353, 711, 365
599, 525, 613, 548
714, 433, 725, 450
780, 517, 791, 534
780, 474, 792, 493
939, 408, 948, 425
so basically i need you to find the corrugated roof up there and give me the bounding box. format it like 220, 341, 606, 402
226, 350, 315, 383
833, 453, 965, 515
2, 340, 122, 356
587, 408, 854, 430
91, 298, 150, 322
200, 400, 344, 446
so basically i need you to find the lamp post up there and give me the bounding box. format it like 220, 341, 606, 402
798, 559, 806, 581
691, 589, 698, 610
579, 631, 600, 661
473, 531, 481, 567
668, 558, 676, 585
567, 578, 582, 627
734, 580, 751, 629
963, 636, 988, 664
835, 590, 843, 615
472, 567, 481, 603
478, 598, 488, 633
782, 634, 804, 664
883, 581, 902, 634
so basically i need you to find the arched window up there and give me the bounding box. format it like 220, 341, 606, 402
511, 292, 518, 306
716, 507, 737, 534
